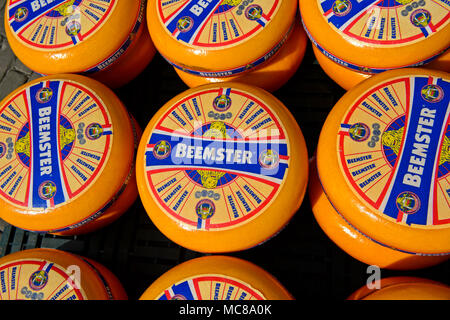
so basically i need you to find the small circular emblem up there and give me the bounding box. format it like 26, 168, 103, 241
153, 140, 172, 160
410, 9, 431, 28
332, 0, 352, 16
259, 149, 279, 169
14, 7, 28, 22
396, 191, 421, 214
349, 123, 370, 142
245, 5, 263, 21
213, 94, 232, 112
177, 16, 194, 33
38, 181, 57, 200
65, 20, 81, 36
36, 87, 53, 103
29, 270, 49, 291
196, 199, 215, 220
85, 123, 103, 140
421, 84, 444, 103
171, 294, 187, 300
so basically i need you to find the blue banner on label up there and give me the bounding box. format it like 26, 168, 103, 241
9, 0, 68, 32
146, 131, 289, 183
165, 0, 221, 44
28, 81, 67, 209
320, 0, 380, 30
158, 280, 196, 300
381, 77, 449, 225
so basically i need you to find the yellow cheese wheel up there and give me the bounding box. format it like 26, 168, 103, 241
309, 156, 449, 269
4, 0, 155, 88
136, 82, 308, 253
0, 74, 136, 234
139, 255, 293, 300
316, 68, 450, 257
0, 248, 127, 300
347, 277, 450, 300
173, 18, 308, 92
313, 45, 450, 90
300, 0, 450, 73
147, 0, 298, 77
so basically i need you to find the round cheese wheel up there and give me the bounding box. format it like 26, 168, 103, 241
147, 0, 298, 77
313, 45, 450, 91
0, 248, 127, 300
309, 156, 449, 269
347, 276, 450, 300
300, 0, 450, 73
316, 68, 450, 257
136, 82, 308, 253
173, 18, 308, 92
139, 255, 293, 300
4, 0, 155, 88
0, 74, 136, 234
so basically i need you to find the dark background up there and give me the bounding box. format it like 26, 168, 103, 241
0, 30, 448, 300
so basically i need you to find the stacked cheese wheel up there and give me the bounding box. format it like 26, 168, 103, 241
139, 256, 293, 300
348, 277, 450, 300
310, 68, 450, 270
0, 74, 139, 235
136, 82, 309, 253
300, 0, 450, 90
4, 0, 156, 88
0, 248, 127, 300
147, 0, 307, 92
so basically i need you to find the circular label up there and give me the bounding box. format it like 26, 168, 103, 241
157, 0, 281, 48
0, 259, 86, 300
143, 87, 290, 232
337, 74, 449, 229
0, 79, 113, 211
318, 0, 449, 47
7, 0, 117, 50
156, 274, 266, 300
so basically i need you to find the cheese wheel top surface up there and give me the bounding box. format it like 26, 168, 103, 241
139, 255, 293, 300
316, 68, 450, 255
300, 0, 450, 71
136, 82, 308, 253
0, 248, 119, 300
4, 0, 145, 74
0, 74, 134, 233
147, 0, 298, 75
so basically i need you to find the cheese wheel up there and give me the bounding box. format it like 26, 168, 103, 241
0, 74, 136, 234
316, 68, 450, 257
136, 82, 308, 253
173, 18, 308, 92
300, 0, 450, 73
309, 156, 449, 269
139, 255, 293, 300
347, 277, 450, 300
147, 0, 298, 77
313, 45, 450, 90
4, 0, 155, 88
0, 248, 127, 300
